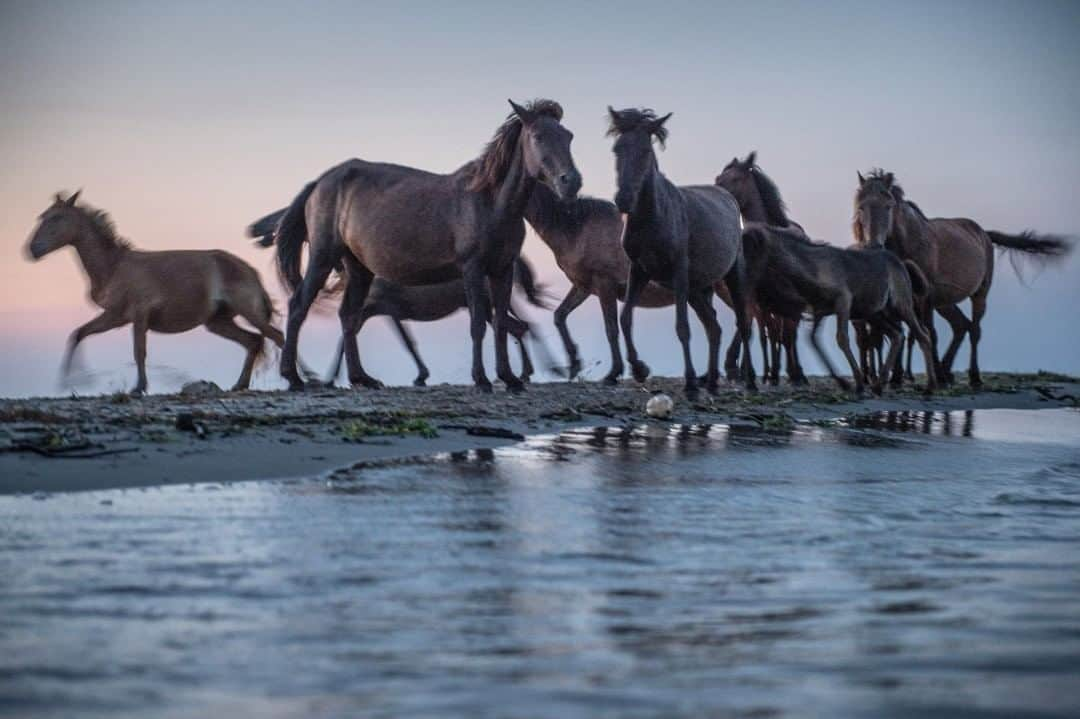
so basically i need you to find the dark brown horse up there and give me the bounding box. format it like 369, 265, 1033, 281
274, 99, 580, 393
854, 170, 1071, 387
26, 192, 289, 395
715, 151, 807, 385
746, 224, 937, 395
321, 274, 553, 387
608, 107, 754, 397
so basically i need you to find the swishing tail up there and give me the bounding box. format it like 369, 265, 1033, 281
987, 229, 1073, 280
903, 260, 929, 298
246, 208, 287, 247
509, 300, 560, 373
274, 180, 317, 292
513, 256, 553, 309
324, 337, 346, 386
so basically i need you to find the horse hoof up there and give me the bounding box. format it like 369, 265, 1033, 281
476, 380, 494, 394
969, 377, 983, 390
706, 382, 720, 396
413, 378, 427, 388
504, 380, 526, 394
836, 378, 851, 392
602, 374, 620, 386
872, 383, 884, 397
684, 384, 700, 401
568, 358, 582, 380
129, 388, 145, 398
631, 361, 651, 383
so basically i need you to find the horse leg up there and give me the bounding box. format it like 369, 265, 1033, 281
854, 321, 871, 382
620, 263, 652, 383
503, 314, 533, 383
768, 314, 782, 386
463, 263, 492, 392
756, 310, 771, 383
391, 318, 429, 387
488, 264, 522, 393
688, 288, 721, 394
131, 313, 150, 396
875, 317, 904, 396
598, 287, 624, 385
206, 314, 263, 391
783, 318, 807, 385
722, 258, 757, 390
898, 304, 937, 395
281, 251, 337, 390
968, 284, 989, 389
809, 314, 848, 391
338, 258, 382, 389
672, 262, 699, 398
936, 303, 970, 385
834, 304, 864, 394
904, 327, 916, 381
553, 285, 589, 379
61, 311, 127, 378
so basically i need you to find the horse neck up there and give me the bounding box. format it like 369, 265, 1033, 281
71, 225, 126, 296
490, 139, 535, 223
524, 188, 577, 257
737, 188, 770, 225
893, 204, 932, 261
632, 159, 680, 231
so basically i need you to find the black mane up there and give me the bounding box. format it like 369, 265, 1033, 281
606, 107, 669, 146
749, 166, 791, 227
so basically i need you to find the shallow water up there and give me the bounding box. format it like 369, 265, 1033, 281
2, 408, 1080, 718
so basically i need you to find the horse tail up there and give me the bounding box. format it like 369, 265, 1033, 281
246, 208, 287, 248
903, 260, 929, 298
987, 229, 1072, 280
513, 256, 551, 309
275, 180, 317, 293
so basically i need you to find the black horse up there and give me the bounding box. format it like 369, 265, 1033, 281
607, 107, 754, 397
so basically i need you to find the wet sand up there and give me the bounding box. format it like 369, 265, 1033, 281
2, 372, 1076, 494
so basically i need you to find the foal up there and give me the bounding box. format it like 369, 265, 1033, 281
748, 224, 937, 395
27, 192, 287, 395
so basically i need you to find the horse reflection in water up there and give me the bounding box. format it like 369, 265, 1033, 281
847, 410, 974, 437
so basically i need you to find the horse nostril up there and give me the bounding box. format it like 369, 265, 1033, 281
558, 173, 570, 185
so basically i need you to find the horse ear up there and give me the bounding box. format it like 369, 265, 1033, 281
608, 106, 621, 125
66, 189, 81, 206
744, 150, 757, 167
884, 172, 895, 186
652, 112, 673, 132
508, 99, 535, 124
857, 171, 865, 186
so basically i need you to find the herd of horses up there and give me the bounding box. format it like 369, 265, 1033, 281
25, 99, 1071, 398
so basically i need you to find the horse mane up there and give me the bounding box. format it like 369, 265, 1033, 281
465, 99, 563, 192
58, 193, 134, 252
525, 183, 617, 237
749, 166, 790, 226
606, 108, 669, 146
904, 199, 928, 220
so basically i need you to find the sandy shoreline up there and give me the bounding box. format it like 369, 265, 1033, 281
2, 372, 1076, 495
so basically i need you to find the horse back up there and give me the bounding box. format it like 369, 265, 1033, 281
925, 217, 993, 300
679, 185, 743, 280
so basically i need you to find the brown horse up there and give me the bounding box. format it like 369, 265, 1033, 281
524, 183, 674, 383
714, 151, 808, 385
854, 170, 1072, 387
274, 99, 580, 393
249, 209, 552, 386
25, 192, 288, 395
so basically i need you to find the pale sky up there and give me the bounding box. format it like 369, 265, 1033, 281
1, 1, 1078, 396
